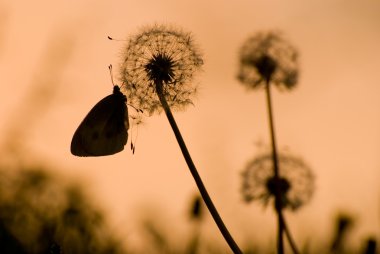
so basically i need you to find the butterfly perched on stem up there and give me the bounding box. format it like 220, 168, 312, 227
71, 67, 129, 157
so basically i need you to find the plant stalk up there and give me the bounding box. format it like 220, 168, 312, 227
280, 212, 300, 254
264, 80, 284, 254
156, 83, 243, 254
264, 80, 301, 254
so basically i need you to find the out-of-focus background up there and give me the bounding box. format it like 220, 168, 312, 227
0, 0, 379, 252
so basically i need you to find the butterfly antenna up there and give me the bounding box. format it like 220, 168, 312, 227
108, 64, 116, 87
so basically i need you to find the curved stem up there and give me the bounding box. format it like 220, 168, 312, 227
156, 84, 243, 254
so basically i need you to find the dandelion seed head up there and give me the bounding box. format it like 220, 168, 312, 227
241, 152, 315, 211
237, 31, 299, 90
120, 24, 203, 115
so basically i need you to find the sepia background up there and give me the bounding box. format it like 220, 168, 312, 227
0, 0, 379, 251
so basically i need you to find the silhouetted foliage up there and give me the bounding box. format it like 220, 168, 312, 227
188, 195, 204, 221
0, 166, 125, 254
362, 238, 377, 254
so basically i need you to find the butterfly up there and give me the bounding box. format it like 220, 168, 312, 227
71, 85, 129, 157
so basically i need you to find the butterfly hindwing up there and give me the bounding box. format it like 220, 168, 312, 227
71, 86, 129, 157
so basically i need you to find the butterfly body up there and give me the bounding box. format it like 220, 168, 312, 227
71, 86, 129, 156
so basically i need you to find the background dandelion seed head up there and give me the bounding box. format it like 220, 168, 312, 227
119, 24, 203, 115
237, 31, 299, 90
241, 152, 315, 211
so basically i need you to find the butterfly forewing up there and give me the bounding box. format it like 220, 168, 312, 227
71, 86, 129, 157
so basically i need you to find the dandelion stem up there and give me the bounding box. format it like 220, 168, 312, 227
264, 80, 284, 254
264, 80, 302, 254
280, 212, 300, 254
156, 83, 243, 254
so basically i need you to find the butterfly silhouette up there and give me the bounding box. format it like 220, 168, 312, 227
71, 85, 129, 157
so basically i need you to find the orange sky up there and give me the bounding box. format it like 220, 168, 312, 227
1, 0, 379, 250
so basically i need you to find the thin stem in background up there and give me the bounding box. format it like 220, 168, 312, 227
280, 212, 300, 254
264, 80, 301, 254
265, 80, 284, 254
265, 80, 302, 254
156, 83, 243, 254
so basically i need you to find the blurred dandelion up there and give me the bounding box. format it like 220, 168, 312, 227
120, 24, 203, 115
237, 31, 298, 90
241, 152, 315, 211
237, 30, 301, 254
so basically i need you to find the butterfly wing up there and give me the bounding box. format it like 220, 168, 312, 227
71, 87, 129, 156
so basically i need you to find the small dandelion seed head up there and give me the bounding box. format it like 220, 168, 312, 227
237, 30, 299, 90
241, 152, 315, 211
119, 24, 203, 115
